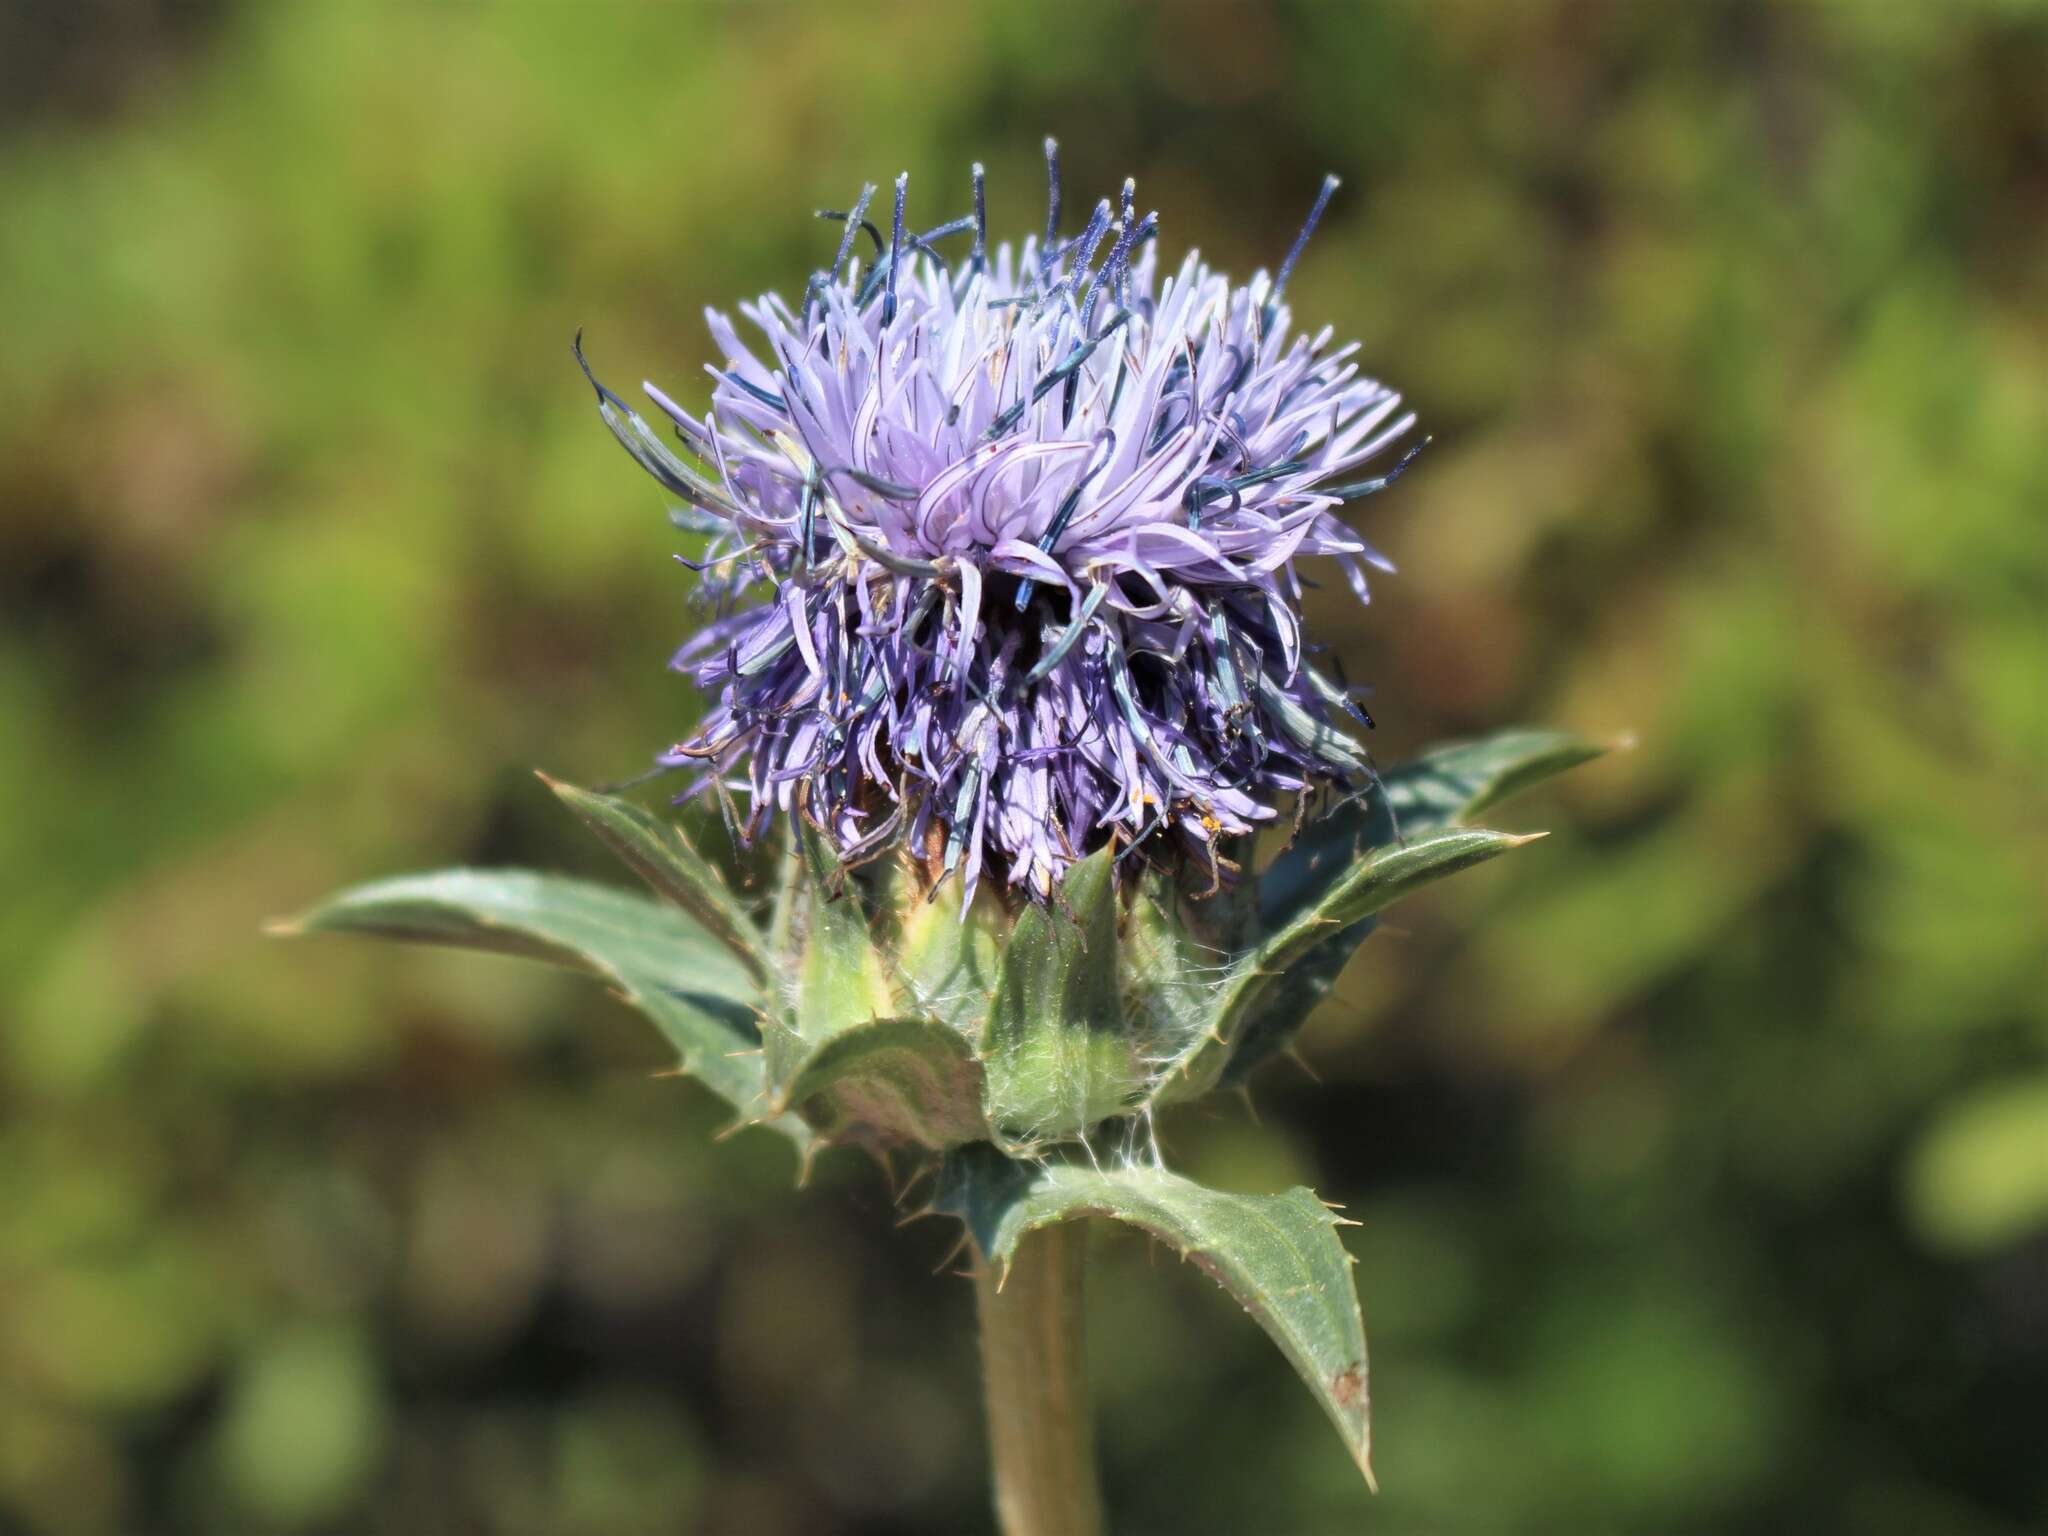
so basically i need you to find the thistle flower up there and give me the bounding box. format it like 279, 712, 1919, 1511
577, 145, 1425, 904
285, 148, 1606, 1524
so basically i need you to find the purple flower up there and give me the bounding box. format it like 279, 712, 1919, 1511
579, 146, 1422, 905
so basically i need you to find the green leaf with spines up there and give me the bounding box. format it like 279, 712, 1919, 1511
540, 774, 769, 984
1240, 827, 1540, 988
980, 847, 1146, 1148
274, 869, 801, 1143
1157, 827, 1541, 1102
934, 1145, 1376, 1489
1209, 728, 1612, 1090
1383, 727, 1613, 831
1259, 729, 1610, 934
769, 1017, 989, 1151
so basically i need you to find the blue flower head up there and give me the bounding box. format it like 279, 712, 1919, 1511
579, 144, 1423, 907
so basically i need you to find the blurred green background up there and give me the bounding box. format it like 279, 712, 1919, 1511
2, 2, 2043, 1532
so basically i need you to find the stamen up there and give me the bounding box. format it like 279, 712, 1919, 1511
940, 763, 983, 876
1032, 468, 1093, 561
1254, 670, 1368, 773
815, 207, 883, 256
672, 542, 766, 572
1209, 610, 1243, 709
795, 469, 820, 574
853, 254, 891, 307
883, 172, 908, 327
1032, 307, 1132, 405
809, 181, 876, 323
1105, 629, 1206, 797
849, 531, 943, 579
666, 506, 726, 535
1025, 582, 1111, 684
574, 330, 738, 514
1209, 344, 1254, 405
734, 629, 797, 677
912, 214, 976, 250
1048, 198, 1113, 306
1039, 136, 1062, 288
1081, 179, 1137, 334
970, 162, 988, 275
714, 369, 781, 411
1325, 435, 1429, 500
982, 307, 1136, 445
980, 393, 1031, 442
1225, 459, 1306, 492
1260, 173, 1339, 338
1121, 212, 1159, 314
1183, 478, 1238, 532
1318, 656, 1376, 731
821, 464, 922, 503
1015, 429, 1116, 610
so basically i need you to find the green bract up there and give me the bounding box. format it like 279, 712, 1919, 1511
279, 728, 1604, 1486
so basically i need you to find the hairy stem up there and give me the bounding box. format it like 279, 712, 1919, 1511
975, 1222, 1105, 1536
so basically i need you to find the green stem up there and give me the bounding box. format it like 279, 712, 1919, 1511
975, 1223, 1105, 1536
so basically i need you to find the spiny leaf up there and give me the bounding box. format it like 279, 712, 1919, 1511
1261, 728, 1609, 932
1214, 930, 1369, 1093
1201, 728, 1611, 1093
541, 775, 768, 984
1162, 828, 1538, 1100
1385, 727, 1614, 830
1249, 828, 1539, 965
274, 870, 799, 1142
771, 1017, 988, 1151
934, 1146, 1376, 1490
980, 847, 1146, 1147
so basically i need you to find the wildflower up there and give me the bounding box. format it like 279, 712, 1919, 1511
290, 147, 1604, 1521
578, 144, 1423, 904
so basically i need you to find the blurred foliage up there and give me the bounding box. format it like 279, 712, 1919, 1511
1, 1, 2044, 1532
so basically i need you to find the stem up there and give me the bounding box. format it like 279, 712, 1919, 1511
975, 1223, 1105, 1536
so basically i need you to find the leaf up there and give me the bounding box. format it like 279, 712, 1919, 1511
1212, 932, 1371, 1093
1241, 828, 1538, 1002
764, 827, 895, 1090
1162, 828, 1539, 1099
934, 1146, 1376, 1489
1384, 727, 1613, 831
1260, 728, 1609, 933
274, 870, 799, 1141
771, 1017, 989, 1151
1191, 728, 1610, 1094
980, 847, 1146, 1147
541, 775, 768, 984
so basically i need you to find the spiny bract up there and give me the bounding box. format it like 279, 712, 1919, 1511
578, 145, 1424, 907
